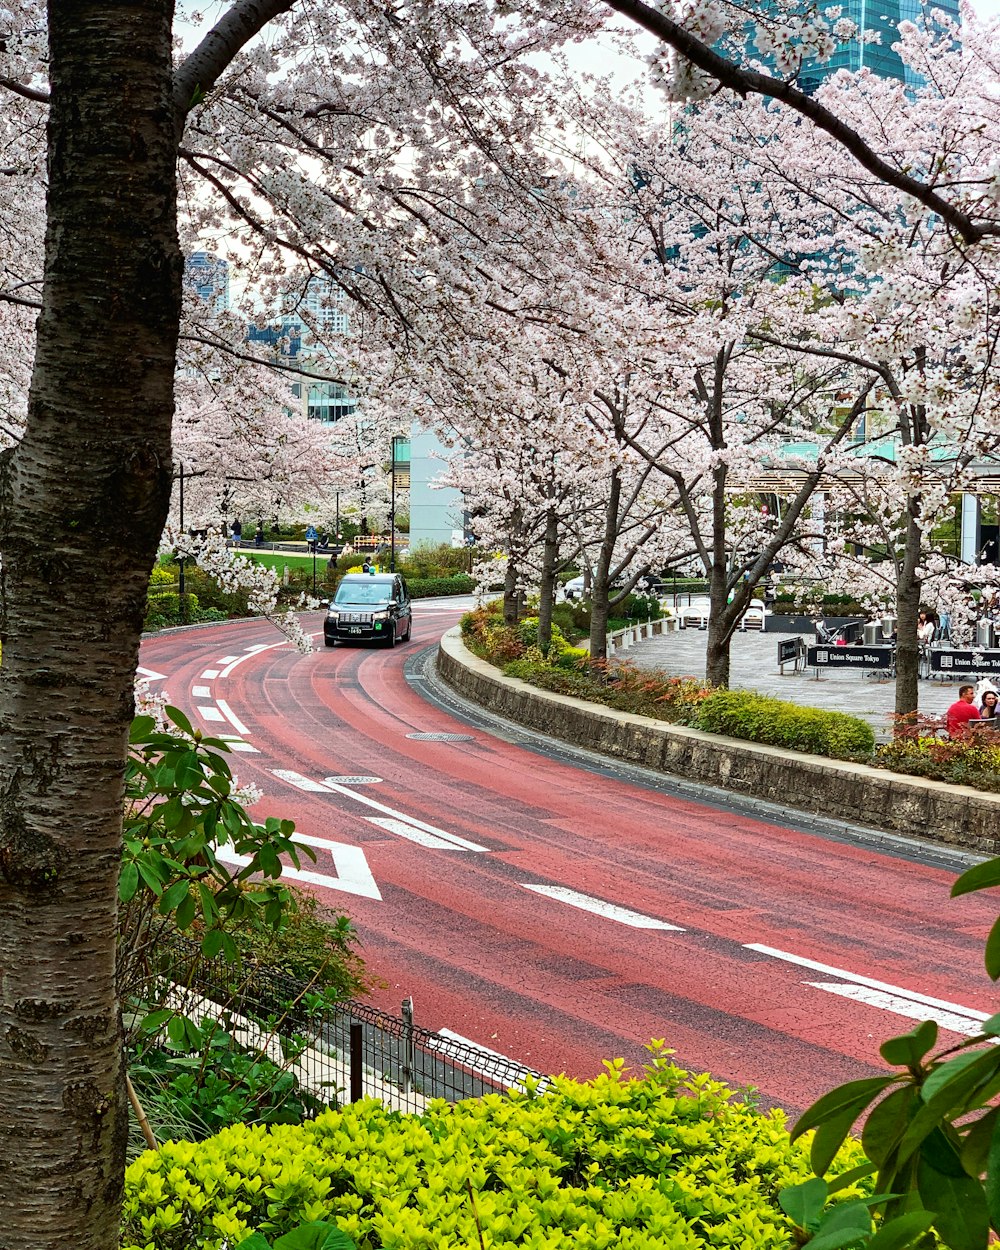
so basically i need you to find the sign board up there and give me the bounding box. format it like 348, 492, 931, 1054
777, 637, 803, 665
931, 649, 1000, 675
806, 645, 894, 670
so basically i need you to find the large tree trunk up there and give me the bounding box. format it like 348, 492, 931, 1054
588, 468, 621, 662
537, 507, 559, 653
894, 505, 923, 722
0, 4, 180, 1246
705, 557, 733, 687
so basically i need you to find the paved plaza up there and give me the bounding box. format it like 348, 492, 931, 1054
623, 609, 965, 742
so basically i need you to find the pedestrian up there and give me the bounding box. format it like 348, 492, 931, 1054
917, 611, 935, 646
362, 560, 371, 574
946, 684, 981, 737
982, 690, 999, 721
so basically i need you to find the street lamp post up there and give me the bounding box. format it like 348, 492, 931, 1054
178, 462, 186, 625
390, 436, 401, 572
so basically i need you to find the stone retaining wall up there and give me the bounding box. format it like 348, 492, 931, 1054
438, 628, 1000, 857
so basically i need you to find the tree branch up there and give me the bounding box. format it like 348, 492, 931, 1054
0, 76, 49, 104
601, 0, 1000, 246
173, 0, 298, 122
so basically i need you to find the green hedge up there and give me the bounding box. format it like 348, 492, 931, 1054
408, 574, 474, 598
695, 690, 874, 760
123, 1056, 867, 1250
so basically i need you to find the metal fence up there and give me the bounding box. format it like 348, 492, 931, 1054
159, 954, 550, 1115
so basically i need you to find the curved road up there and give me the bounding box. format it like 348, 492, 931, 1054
140, 604, 998, 1112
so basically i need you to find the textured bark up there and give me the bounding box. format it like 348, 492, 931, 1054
894, 507, 923, 723
587, 468, 621, 663
536, 507, 559, 653
0, 2, 180, 1246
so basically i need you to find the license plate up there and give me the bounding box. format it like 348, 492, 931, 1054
350, 626, 362, 634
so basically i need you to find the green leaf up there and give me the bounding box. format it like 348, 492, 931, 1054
805, 1199, 873, 1250
273, 1223, 358, 1250
165, 705, 195, 738
897, 1048, 1000, 1165
922, 1049, 1000, 1106
118, 861, 139, 902
826, 1162, 878, 1196
812, 1109, 865, 1177
961, 1105, 1000, 1178
158, 879, 191, 915
201, 928, 224, 959
791, 1077, 899, 1144
166, 1015, 187, 1049
865, 1211, 937, 1250
985, 916, 1000, 982
953, 857, 1000, 898
138, 1009, 174, 1034
880, 1020, 938, 1069
980, 1013, 1000, 1038
918, 1150, 990, 1250
234, 1236, 272, 1250
175, 893, 197, 930
984, 1111, 1000, 1233
862, 1085, 918, 1168
128, 715, 157, 743
779, 1177, 828, 1229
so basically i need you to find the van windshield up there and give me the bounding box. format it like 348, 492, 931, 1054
335, 581, 393, 606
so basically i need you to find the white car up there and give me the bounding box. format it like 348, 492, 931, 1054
564, 575, 587, 600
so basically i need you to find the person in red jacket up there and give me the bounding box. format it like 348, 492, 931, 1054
947, 685, 981, 737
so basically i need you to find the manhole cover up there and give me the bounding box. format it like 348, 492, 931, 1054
406, 733, 474, 742
325, 776, 382, 785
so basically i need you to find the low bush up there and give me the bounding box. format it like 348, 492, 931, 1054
407, 574, 475, 597
873, 734, 1000, 792
695, 690, 874, 760
123, 1049, 868, 1250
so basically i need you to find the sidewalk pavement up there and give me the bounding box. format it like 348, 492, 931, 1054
623, 613, 963, 742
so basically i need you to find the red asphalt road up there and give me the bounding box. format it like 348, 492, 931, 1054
141, 609, 1000, 1113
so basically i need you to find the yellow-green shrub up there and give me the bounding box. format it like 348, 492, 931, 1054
123, 1056, 867, 1250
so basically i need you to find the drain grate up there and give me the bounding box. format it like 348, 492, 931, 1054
406, 732, 474, 742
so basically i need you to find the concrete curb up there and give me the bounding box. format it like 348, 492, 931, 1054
437, 627, 1000, 857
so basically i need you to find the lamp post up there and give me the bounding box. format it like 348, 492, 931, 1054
178, 461, 186, 625
390, 436, 401, 572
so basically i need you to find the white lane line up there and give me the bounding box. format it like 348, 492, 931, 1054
810, 983, 988, 1037
216, 699, 250, 737
273, 769, 336, 793
201, 669, 220, 679
192, 685, 212, 698
197, 706, 226, 722
428, 1030, 552, 1094
322, 779, 488, 849
746, 944, 990, 1022
365, 816, 487, 852
216, 839, 381, 900
219, 638, 297, 678
137, 666, 167, 681
522, 885, 684, 930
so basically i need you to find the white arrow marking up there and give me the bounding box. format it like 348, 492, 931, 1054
745, 944, 990, 1022
322, 779, 488, 850
521, 884, 683, 930
808, 983, 988, 1037
365, 816, 486, 852
216, 837, 381, 900
136, 666, 167, 681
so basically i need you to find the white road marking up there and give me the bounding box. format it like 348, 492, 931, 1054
218, 655, 239, 663
136, 666, 167, 681
216, 699, 250, 736
272, 769, 333, 793
218, 638, 293, 678
521, 885, 683, 930
201, 669, 220, 679
328, 775, 382, 785
216, 838, 381, 900
322, 779, 488, 849
365, 816, 486, 852
428, 1030, 551, 1093
197, 706, 226, 722
810, 983, 988, 1037
745, 944, 990, 1021
192, 685, 212, 698
219, 737, 258, 753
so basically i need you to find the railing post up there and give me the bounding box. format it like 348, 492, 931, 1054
401, 997, 415, 1095
350, 1022, 363, 1103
